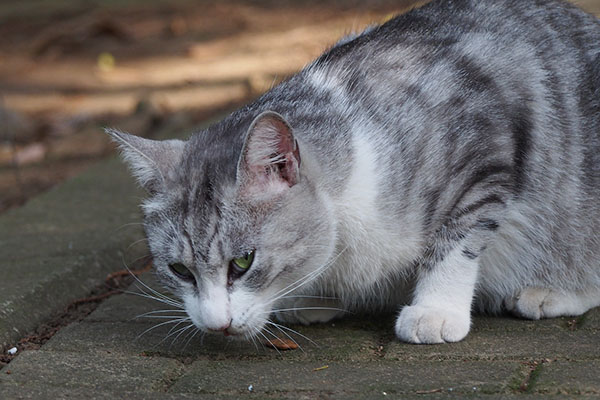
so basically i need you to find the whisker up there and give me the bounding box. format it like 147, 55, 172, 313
182, 328, 202, 351
132, 282, 183, 307
255, 328, 282, 356
133, 309, 188, 320
268, 264, 328, 303
152, 319, 193, 348
269, 247, 348, 304
279, 295, 340, 300
265, 322, 303, 353
278, 246, 347, 299
266, 321, 319, 347
125, 278, 184, 307
116, 222, 146, 231
163, 318, 192, 340
259, 328, 283, 356
136, 315, 191, 319
269, 307, 348, 314
247, 331, 260, 352
118, 255, 184, 308
270, 265, 325, 300
135, 317, 190, 340
169, 323, 196, 349
126, 237, 149, 251
123, 288, 183, 309
120, 253, 153, 270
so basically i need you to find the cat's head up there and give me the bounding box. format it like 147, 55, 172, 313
108, 111, 336, 339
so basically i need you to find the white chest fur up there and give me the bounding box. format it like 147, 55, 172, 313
327, 134, 421, 306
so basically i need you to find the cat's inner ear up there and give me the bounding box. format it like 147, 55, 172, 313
237, 111, 301, 195
106, 128, 185, 193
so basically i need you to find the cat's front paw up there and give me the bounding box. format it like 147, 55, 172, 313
395, 305, 471, 344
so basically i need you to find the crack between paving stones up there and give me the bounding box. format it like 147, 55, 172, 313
0, 257, 152, 371
565, 313, 588, 331
514, 360, 545, 394
375, 334, 394, 358
152, 361, 187, 392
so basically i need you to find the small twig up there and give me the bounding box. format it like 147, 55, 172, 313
106, 260, 152, 281
68, 290, 120, 308
416, 389, 443, 394
264, 337, 299, 351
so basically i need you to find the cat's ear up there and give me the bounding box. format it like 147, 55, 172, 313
106, 128, 185, 193
237, 111, 301, 197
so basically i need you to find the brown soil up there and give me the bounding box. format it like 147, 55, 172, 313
0, 0, 424, 213
2, 0, 598, 213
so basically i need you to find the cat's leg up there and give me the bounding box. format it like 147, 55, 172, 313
505, 287, 600, 320
396, 193, 508, 344
395, 244, 478, 344
272, 297, 346, 325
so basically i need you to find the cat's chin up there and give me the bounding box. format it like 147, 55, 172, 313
202, 325, 259, 341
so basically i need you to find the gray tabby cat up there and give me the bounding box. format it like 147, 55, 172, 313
108, 0, 600, 344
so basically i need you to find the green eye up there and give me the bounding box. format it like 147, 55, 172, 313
168, 262, 195, 283
231, 250, 255, 272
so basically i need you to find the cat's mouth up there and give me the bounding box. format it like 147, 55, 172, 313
204, 323, 250, 339
206, 327, 232, 336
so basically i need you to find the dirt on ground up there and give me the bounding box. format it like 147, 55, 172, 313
2, 0, 598, 213
0, 0, 425, 213
0, 257, 153, 369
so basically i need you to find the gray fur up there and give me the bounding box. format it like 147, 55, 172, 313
110, 0, 600, 344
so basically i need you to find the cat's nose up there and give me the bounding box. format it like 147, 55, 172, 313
207, 320, 232, 335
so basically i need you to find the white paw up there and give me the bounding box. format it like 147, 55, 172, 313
272, 298, 345, 325
505, 288, 593, 320
395, 305, 471, 344
505, 288, 550, 319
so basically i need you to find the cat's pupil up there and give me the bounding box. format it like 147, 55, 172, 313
233, 251, 254, 270
228, 250, 255, 285
169, 263, 196, 284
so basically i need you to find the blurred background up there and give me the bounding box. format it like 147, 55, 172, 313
0, 0, 599, 213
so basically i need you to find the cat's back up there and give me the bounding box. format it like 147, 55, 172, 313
321, 0, 600, 63
290, 0, 600, 275
299, 0, 600, 176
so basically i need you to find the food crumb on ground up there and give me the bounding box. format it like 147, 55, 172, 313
7, 347, 17, 355
248, 384, 253, 392
264, 337, 299, 350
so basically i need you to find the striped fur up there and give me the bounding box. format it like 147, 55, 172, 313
111, 0, 600, 344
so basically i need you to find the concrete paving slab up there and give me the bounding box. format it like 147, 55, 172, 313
43, 299, 382, 363
82, 274, 185, 323
0, 385, 206, 400
41, 319, 262, 359
384, 325, 600, 362
0, 350, 182, 392
579, 307, 600, 330
533, 360, 600, 395
170, 359, 519, 396
471, 315, 575, 332
1, 111, 599, 398
474, 308, 600, 332
0, 157, 148, 350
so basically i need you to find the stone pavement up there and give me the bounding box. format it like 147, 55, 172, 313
1, 269, 599, 398
0, 125, 599, 398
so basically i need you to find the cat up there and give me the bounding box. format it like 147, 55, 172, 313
108, 0, 600, 344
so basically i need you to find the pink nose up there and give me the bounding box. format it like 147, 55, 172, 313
207, 321, 231, 335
